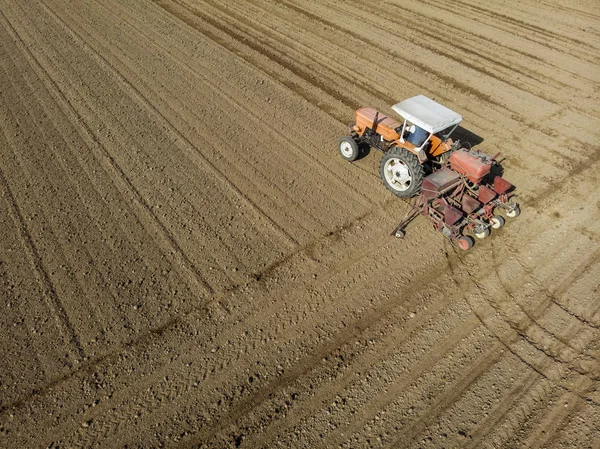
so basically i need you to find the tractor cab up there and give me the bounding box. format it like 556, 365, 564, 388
391, 95, 462, 160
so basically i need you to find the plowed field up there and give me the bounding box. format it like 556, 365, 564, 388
1, 0, 599, 447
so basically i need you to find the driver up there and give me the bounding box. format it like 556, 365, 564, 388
405, 124, 429, 147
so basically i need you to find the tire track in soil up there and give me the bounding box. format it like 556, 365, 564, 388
177, 308, 486, 447
324, 238, 599, 448
25, 1, 252, 284
242, 311, 486, 449
1, 0, 600, 444
0, 26, 151, 348
300, 0, 595, 136
542, 2, 600, 24
497, 244, 600, 331
446, 241, 600, 403
389, 264, 599, 447
262, 0, 516, 112
35, 0, 301, 258
85, 0, 371, 232
47, 0, 361, 247
225, 0, 591, 157
461, 370, 543, 449
3, 0, 218, 297
422, 0, 600, 61
522, 378, 596, 449
0, 165, 85, 362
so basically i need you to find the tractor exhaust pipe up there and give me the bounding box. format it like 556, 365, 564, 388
371, 111, 379, 132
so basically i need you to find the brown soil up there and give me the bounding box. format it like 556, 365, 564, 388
0, 0, 599, 447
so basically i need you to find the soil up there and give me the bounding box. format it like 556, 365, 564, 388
0, 0, 599, 447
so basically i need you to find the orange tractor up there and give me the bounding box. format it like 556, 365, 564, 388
339, 95, 520, 250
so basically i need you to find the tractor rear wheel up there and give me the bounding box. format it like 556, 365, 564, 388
379, 147, 424, 198
338, 136, 360, 162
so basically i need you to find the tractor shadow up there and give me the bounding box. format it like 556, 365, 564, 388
357, 143, 372, 160
453, 126, 484, 149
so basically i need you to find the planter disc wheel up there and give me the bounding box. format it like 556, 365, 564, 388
490, 215, 505, 229
379, 147, 424, 198
474, 227, 490, 239
457, 235, 475, 251
338, 136, 360, 162
506, 204, 521, 218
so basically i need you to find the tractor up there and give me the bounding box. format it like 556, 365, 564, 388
339, 95, 463, 197
338, 95, 520, 250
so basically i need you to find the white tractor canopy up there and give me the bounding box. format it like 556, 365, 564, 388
391, 95, 462, 134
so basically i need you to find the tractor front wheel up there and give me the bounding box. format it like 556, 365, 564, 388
379, 147, 424, 198
338, 136, 360, 162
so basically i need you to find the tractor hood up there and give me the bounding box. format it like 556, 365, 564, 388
392, 95, 462, 134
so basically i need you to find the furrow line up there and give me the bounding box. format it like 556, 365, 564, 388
30, 0, 250, 284
88, 0, 361, 230
337, 0, 581, 105
451, 254, 600, 404
198, 0, 510, 130
244, 302, 486, 448
523, 378, 596, 449
387, 285, 597, 448
162, 0, 362, 115
38, 0, 302, 248
3, 2, 216, 297
517, 247, 600, 330
462, 370, 543, 449
383, 3, 587, 96
176, 306, 483, 447
317, 321, 500, 449
265, 0, 585, 147
81, 0, 367, 237
430, 0, 600, 59
0, 159, 85, 362
539, 1, 600, 23
0, 39, 127, 344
